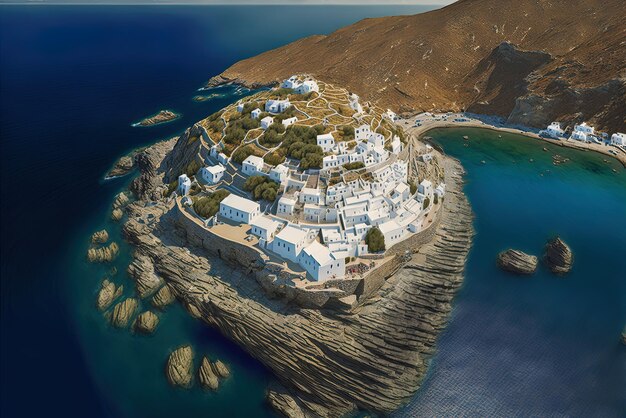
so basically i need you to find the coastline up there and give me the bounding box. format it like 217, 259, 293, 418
118, 132, 475, 416
400, 115, 626, 168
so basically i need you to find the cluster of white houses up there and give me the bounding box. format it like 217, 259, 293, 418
541, 121, 626, 148
176, 75, 445, 283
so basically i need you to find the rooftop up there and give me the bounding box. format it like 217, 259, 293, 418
220, 194, 260, 213
250, 215, 281, 231
302, 241, 333, 266
275, 225, 308, 245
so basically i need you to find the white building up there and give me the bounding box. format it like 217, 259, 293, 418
269, 164, 289, 184
378, 219, 405, 248
299, 187, 324, 205
261, 116, 274, 130
610, 133, 626, 147
218, 153, 230, 165
236, 103, 245, 112
200, 165, 225, 184
219, 194, 260, 224
277, 195, 296, 215
546, 122, 565, 139
242, 155, 265, 176
368, 133, 385, 148
298, 241, 345, 282
251, 108, 261, 119
571, 122, 595, 142
250, 216, 280, 245
391, 136, 403, 154
177, 174, 191, 196
296, 80, 319, 94
418, 180, 433, 199
282, 116, 298, 128
317, 133, 335, 152
265, 99, 291, 113
282, 75, 302, 90
355, 124, 371, 141
435, 183, 446, 198
273, 225, 308, 262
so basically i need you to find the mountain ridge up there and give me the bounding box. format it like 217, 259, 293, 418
208, 0, 626, 133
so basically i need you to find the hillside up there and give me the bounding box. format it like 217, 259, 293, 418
207, 0, 626, 133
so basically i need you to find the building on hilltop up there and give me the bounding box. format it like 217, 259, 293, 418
261, 116, 274, 130
265, 99, 291, 114
251, 108, 261, 119
200, 165, 225, 184
242, 155, 265, 176
298, 241, 345, 282
272, 225, 308, 262
295, 80, 319, 94
250, 216, 281, 248
219, 194, 260, 224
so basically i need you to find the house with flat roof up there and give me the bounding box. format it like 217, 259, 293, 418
250, 216, 281, 247
242, 155, 265, 176
251, 108, 261, 119
270, 164, 289, 184
178, 174, 191, 196
295, 80, 319, 94
272, 225, 308, 262
219, 194, 260, 224
261, 116, 274, 130
282, 116, 297, 128
317, 133, 335, 152
277, 195, 297, 215
200, 165, 226, 184
298, 241, 344, 282
378, 219, 405, 248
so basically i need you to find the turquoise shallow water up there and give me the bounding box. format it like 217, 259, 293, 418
396, 128, 626, 417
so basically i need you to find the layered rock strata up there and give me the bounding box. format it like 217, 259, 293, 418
497, 249, 538, 275
166, 346, 194, 388
544, 237, 573, 274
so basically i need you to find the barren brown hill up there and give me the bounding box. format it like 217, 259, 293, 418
208, 0, 626, 133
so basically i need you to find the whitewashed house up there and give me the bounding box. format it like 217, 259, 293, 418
355, 124, 371, 141
251, 108, 262, 119
317, 133, 335, 152
282, 116, 298, 128
296, 80, 319, 94
571, 122, 595, 142
546, 122, 565, 139
391, 136, 403, 154
282, 75, 302, 90
435, 183, 446, 198
218, 153, 229, 165
418, 180, 433, 199
273, 225, 308, 262
323, 155, 340, 170
298, 241, 344, 282
368, 133, 385, 148
261, 116, 274, 130
378, 219, 405, 248
299, 188, 324, 205
177, 174, 191, 196
265, 99, 291, 113
250, 216, 280, 247
200, 165, 225, 184
219, 194, 260, 224
277, 195, 296, 215
269, 164, 289, 184
242, 155, 265, 176
610, 133, 626, 147
236, 103, 245, 112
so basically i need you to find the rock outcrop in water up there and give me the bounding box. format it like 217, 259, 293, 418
166, 345, 194, 388
128, 253, 164, 298
96, 279, 123, 311
497, 249, 538, 275
91, 229, 109, 244
87, 242, 119, 263
152, 285, 175, 309
198, 357, 219, 390
111, 208, 123, 222
113, 192, 130, 209
110, 298, 138, 328
119, 135, 474, 416
544, 237, 573, 274
134, 110, 180, 127
134, 311, 159, 334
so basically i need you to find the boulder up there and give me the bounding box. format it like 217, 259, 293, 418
111, 208, 124, 222
198, 357, 219, 390
152, 285, 175, 309
91, 229, 109, 244
544, 237, 573, 274
212, 360, 230, 378
134, 311, 159, 334
166, 345, 193, 388
96, 279, 123, 311
110, 298, 138, 328
497, 249, 538, 275
87, 242, 120, 263
113, 192, 130, 209
127, 254, 164, 298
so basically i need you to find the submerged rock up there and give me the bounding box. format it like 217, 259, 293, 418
497, 249, 538, 275
134, 311, 159, 334
111, 208, 124, 222
166, 345, 193, 388
110, 298, 138, 328
87, 242, 120, 263
96, 279, 123, 311
152, 285, 175, 309
212, 360, 230, 378
544, 237, 573, 274
198, 357, 219, 390
91, 229, 109, 244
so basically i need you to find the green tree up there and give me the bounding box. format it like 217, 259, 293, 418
365, 227, 386, 253
423, 197, 431, 210
192, 189, 230, 218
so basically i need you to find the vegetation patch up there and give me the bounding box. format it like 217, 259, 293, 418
342, 161, 365, 171
365, 227, 385, 253
243, 176, 280, 202
193, 189, 230, 218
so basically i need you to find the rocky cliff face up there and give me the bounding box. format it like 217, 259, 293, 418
121, 136, 474, 416
208, 0, 626, 133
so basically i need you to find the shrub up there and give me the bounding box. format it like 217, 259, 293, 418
163, 180, 178, 197
341, 125, 355, 140
243, 176, 279, 202
423, 197, 431, 210
365, 227, 385, 253
264, 152, 286, 166
343, 162, 365, 171
185, 159, 202, 177
192, 189, 230, 218
433, 194, 439, 205
409, 180, 417, 195
270, 88, 294, 99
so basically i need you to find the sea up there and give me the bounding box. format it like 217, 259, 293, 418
1, 5, 624, 418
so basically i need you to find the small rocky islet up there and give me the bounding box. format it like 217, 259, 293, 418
497, 249, 538, 275
497, 237, 573, 276
544, 237, 574, 274
133, 110, 180, 127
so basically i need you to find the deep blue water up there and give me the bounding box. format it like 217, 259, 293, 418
2, 6, 625, 418
0, 5, 436, 417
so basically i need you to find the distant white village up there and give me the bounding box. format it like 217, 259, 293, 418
541, 121, 626, 149
174, 75, 444, 284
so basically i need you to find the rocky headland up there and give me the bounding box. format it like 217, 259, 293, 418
112, 128, 474, 416
497, 249, 538, 275
133, 110, 180, 127
544, 237, 574, 275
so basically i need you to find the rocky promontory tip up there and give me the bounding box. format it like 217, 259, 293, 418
133, 110, 180, 127
134, 311, 159, 334
497, 249, 538, 275
166, 345, 193, 388
544, 237, 573, 274
96, 279, 123, 311
110, 298, 138, 328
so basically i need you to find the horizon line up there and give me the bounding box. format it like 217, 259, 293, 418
0, 0, 452, 5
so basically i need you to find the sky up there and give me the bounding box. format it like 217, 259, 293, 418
0, 0, 455, 4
